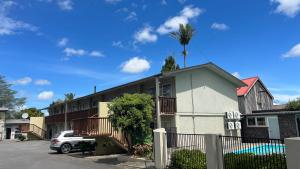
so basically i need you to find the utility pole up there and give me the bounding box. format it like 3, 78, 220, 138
155, 77, 161, 129
64, 102, 68, 131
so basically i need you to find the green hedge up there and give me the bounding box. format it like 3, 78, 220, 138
169, 149, 206, 169
224, 153, 287, 169
169, 149, 286, 169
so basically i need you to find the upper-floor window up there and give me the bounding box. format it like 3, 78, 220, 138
147, 84, 172, 97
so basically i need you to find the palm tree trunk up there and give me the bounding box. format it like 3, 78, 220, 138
183, 45, 186, 68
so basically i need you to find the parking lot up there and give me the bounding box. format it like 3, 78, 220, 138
0, 140, 137, 169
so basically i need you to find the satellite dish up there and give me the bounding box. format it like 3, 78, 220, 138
22, 113, 29, 119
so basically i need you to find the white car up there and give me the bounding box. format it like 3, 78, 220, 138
50, 130, 96, 154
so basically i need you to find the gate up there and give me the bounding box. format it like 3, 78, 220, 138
220, 136, 287, 169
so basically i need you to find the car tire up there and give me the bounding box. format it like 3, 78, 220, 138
60, 143, 72, 154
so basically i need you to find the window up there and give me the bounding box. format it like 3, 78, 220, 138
64, 133, 74, 137
257, 117, 266, 126
247, 116, 267, 127
247, 117, 256, 126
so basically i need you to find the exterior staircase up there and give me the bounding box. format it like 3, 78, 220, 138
73, 117, 129, 152
21, 124, 46, 140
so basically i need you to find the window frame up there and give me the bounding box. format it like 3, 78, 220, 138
247, 116, 268, 127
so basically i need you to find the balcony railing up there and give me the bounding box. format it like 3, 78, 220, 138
45, 108, 98, 124
158, 96, 177, 115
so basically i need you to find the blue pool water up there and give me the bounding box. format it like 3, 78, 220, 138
234, 144, 285, 155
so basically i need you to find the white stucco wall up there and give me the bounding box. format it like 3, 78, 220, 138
175, 68, 240, 135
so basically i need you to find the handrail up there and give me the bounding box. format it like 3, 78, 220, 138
29, 124, 46, 139
73, 117, 129, 149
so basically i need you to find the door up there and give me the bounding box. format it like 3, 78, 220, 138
296, 115, 300, 136
268, 116, 280, 139
6, 128, 11, 139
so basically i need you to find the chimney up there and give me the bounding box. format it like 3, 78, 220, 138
94, 86, 96, 94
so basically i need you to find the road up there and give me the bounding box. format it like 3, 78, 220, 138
0, 140, 126, 169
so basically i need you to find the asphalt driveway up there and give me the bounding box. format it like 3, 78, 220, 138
0, 140, 129, 169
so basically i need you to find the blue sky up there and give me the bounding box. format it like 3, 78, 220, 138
1, 0, 300, 110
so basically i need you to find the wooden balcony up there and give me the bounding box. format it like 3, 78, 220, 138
45, 108, 98, 124
158, 96, 177, 115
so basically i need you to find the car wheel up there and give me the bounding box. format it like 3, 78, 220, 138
60, 143, 72, 154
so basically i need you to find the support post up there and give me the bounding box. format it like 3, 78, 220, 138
285, 137, 300, 169
205, 134, 224, 169
154, 128, 167, 169
64, 103, 68, 131
155, 77, 161, 128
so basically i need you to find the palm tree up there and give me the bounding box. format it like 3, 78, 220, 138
170, 24, 195, 68
64, 93, 75, 101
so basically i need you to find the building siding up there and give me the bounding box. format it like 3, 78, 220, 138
239, 80, 273, 114
175, 68, 240, 135
278, 114, 298, 139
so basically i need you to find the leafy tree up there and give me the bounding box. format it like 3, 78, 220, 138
64, 93, 75, 101
170, 24, 195, 68
161, 56, 180, 73
0, 75, 26, 118
14, 107, 44, 119
108, 93, 154, 151
286, 98, 300, 110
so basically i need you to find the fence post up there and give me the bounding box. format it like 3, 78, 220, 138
154, 128, 167, 169
205, 134, 224, 169
285, 137, 300, 169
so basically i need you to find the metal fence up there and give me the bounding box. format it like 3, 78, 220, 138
165, 133, 206, 168
220, 136, 287, 169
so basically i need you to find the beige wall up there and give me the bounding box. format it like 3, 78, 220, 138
175, 68, 240, 135
30, 117, 45, 130
98, 102, 110, 118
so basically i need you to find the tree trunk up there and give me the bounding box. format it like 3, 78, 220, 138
183, 45, 187, 68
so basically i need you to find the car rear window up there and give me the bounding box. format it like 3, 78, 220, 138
53, 133, 61, 138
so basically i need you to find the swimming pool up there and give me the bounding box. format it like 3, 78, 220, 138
234, 144, 286, 155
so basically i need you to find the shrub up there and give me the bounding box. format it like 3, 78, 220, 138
132, 144, 153, 159
108, 93, 154, 151
18, 135, 26, 141
224, 153, 287, 169
76, 141, 97, 155
169, 149, 206, 169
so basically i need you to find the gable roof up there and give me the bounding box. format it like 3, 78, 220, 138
163, 62, 247, 88
237, 77, 258, 96
237, 77, 273, 99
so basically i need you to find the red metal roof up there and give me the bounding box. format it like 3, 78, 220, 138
237, 77, 259, 96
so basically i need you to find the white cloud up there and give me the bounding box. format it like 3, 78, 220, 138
283, 43, 300, 58
14, 77, 32, 85
105, 0, 122, 4
57, 0, 73, 11
0, 1, 37, 35
63, 48, 105, 59
134, 25, 158, 43
90, 51, 104, 57
274, 94, 300, 103
63, 47, 86, 57
35, 79, 51, 85
271, 0, 300, 17
121, 57, 150, 73
161, 0, 167, 5
157, 5, 203, 34
112, 41, 125, 48
124, 11, 137, 21
232, 72, 240, 78
37, 91, 54, 100
58, 37, 68, 47
211, 22, 229, 31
